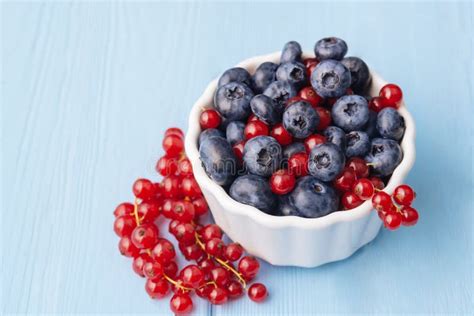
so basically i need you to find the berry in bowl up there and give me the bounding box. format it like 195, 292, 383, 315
185, 38, 417, 267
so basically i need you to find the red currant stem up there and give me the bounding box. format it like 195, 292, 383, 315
133, 198, 141, 226
199, 281, 217, 289
366, 163, 376, 167
194, 232, 247, 288
163, 273, 193, 292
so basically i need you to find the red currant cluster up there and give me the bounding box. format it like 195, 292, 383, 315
113, 128, 267, 315
369, 83, 404, 112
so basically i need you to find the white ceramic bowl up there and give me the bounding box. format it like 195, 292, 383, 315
185, 52, 416, 267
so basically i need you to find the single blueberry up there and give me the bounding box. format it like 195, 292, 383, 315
365, 138, 403, 176
314, 37, 348, 60
199, 136, 237, 186
282, 142, 306, 160
332, 95, 370, 132
229, 174, 277, 214
214, 82, 254, 121
282, 101, 319, 139
277, 195, 302, 217
243, 136, 282, 177
363, 110, 379, 138
276, 61, 307, 90
263, 80, 297, 110
341, 57, 371, 93
288, 176, 339, 218
253, 62, 278, 93
226, 121, 245, 145
323, 126, 346, 151
280, 41, 302, 63
217, 67, 253, 89
311, 60, 351, 98
199, 128, 225, 146
250, 94, 282, 125
308, 143, 345, 182
345, 131, 370, 158
376, 108, 406, 141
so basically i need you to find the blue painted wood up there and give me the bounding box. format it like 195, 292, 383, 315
2, 2, 472, 315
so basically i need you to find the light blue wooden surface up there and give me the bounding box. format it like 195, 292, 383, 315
2, 2, 473, 315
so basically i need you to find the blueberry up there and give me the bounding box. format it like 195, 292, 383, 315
277, 195, 302, 216
365, 138, 403, 176
287, 176, 339, 218
311, 60, 351, 98
199, 128, 225, 146
253, 62, 278, 93
214, 82, 254, 121
332, 95, 369, 132
282, 101, 319, 139
199, 136, 237, 186
263, 80, 297, 110
243, 136, 282, 177
250, 94, 282, 125
226, 121, 245, 145
217, 67, 253, 89
323, 126, 346, 151
363, 110, 379, 138
229, 175, 277, 214
276, 62, 307, 90
280, 41, 302, 63
345, 131, 370, 158
308, 143, 345, 182
376, 108, 406, 141
314, 37, 348, 61
282, 142, 306, 160
341, 57, 371, 93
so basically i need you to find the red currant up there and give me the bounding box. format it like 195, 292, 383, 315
178, 158, 193, 176
173, 223, 195, 245
369, 176, 385, 190
161, 176, 181, 199
205, 238, 225, 257
346, 157, 369, 178
170, 293, 193, 314
211, 267, 230, 287
353, 178, 375, 200
244, 120, 269, 140
181, 176, 202, 198
393, 184, 415, 206
196, 284, 213, 298
162, 134, 184, 157
164, 127, 184, 139
379, 83, 403, 107
286, 96, 305, 106
179, 243, 204, 261
152, 238, 176, 263
114, 202, 133, 217
304, 58, 319, 78
137, 201, 160, 223
341, 192, 364, 209
132, 178, 155, 200
247, 114, 259, 122
163, 260, 178, 278
232, 141, 245, 161
180, 265, 204, 288
238, 256, 260, 281
156, 156, 178, 176
145, 277, 169, 299
172, 200, 195, 222
131, 224, 159, 249
132, 252, 152, 277
248, 283, 268, 303
400, 206, 419, 226
224, 242, 244, 262
384, 211, 402, 230
143, 260, 163, 280
371, 191, 393, 213
169, 219, 180, 235
288, 152, 309, 177
197, 257, 215, 274
208, 287, 229, 305
270, 169, 296, 195
314, 107, 331, 131
113, 215, 137, 237
369, 96, 387, 112
200, 224, 222, 242
227, 280, 244, 298
270, 123, 293, 146
298, 86, 323, 107
161, 199, 175, 219
304, 134, 326, 152
200, 109, 221, 129
333, 168, 356, 192
192, 197, 208, 216
118, 236, 140, 258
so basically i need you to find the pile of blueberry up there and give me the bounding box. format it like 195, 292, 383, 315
198, 37, 409, 221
